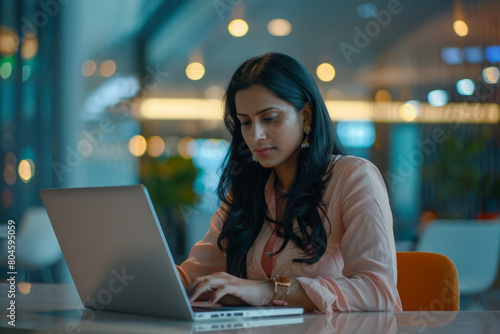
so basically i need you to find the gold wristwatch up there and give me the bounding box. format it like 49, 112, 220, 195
271, 275, 291, 295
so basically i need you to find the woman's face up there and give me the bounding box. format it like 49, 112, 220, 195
235, 85, 310, 169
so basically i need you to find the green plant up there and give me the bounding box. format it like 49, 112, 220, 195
142, 155, 198, 211
421, 133, 484, 201
420, 130, 500, 218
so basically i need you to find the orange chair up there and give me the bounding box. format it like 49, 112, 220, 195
397, 252, 460, 311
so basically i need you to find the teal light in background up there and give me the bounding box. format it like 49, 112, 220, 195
456, 79, 475, 96
21, 147, 36, 162
191, 138, 229, 213
337, 120, 376, 148
388, 124, 421, 240
427, 90, 449, 107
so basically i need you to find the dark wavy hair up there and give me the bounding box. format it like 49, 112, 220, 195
216, 52, 347, 278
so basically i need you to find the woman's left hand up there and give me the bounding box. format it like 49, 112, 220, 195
187, 272, 274, 306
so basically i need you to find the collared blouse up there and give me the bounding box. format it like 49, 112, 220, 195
178, 155, 403, 312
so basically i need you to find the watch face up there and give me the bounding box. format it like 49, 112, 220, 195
277, 276, 289, 283
274, 276, 291, 286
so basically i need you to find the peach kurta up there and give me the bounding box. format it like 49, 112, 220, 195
178, 155, 403, 312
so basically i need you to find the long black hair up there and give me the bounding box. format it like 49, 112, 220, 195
216, 52, 347, 278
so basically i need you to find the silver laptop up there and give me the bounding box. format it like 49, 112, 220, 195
40, 185, 304, 321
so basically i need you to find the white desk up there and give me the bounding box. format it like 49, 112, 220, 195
1, 283, 499, 333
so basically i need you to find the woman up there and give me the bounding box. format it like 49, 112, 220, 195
177, 52, 402, 312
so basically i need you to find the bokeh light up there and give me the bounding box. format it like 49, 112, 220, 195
3, 165, 16, 185
483, 67, 500, 84
316, 63, 336, 82
18, 282, 31, 295
186, 62, 205, 80
21, 34, 38, 59
228, 19, 248, 37
81, 60, 96, 77
267, 19, 292, 36
128, 135, 147, 157
0, 61, 12, 79
337, 121, 376, 148
441, 47, 464, 65
0, 26, 19, 56
147, 136, 165, 158
100, 60, 116, 77
178, 137, 196, 159
465, 46, 483, 63
456, 79, 475, 95
399, 101, 420, 122
427, 90, 449, 107
18, 159, 35, 183
374, 89, 392, 102
485, 46, 500, 63
453, 20, 468, 37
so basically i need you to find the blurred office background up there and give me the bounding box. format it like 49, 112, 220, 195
0, 0, 499, 309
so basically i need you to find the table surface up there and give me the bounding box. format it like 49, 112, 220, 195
1, 283, 499, 333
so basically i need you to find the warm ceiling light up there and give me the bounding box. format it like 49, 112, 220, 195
186, 62, 205, 80
139, 98, 221, 120
267, 19, 292, 36
136, 98, 499, 123
316, 63, 336, 82
228, 19, 248, 37
100, 60, 116, 77
453, 20, 468, 37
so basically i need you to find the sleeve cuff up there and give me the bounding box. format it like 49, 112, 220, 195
296, 277, 349, 313
176, 265, 191, 290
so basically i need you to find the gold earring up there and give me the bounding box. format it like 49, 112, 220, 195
301, 126, 312, 149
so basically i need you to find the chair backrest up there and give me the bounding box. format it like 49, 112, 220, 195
397, 252, 460, 311
416, 220, 500, 295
